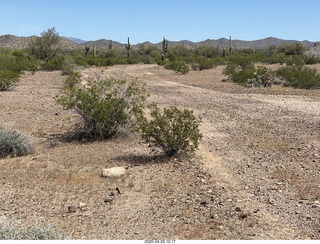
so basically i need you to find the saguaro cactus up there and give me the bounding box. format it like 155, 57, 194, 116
84, 45, 90, 58
93, 44, 96, 58
229, 36, 232, 56
126, 37, 131, 58
162, 37, 169, 60
108, 40, 113, 50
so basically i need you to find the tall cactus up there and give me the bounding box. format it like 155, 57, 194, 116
108, 40, 113, 50
229, 36, 232, 56
126, 37, 131, 58
84, 45, 90, 59
93, 44, 96, 58
162, 37, 169, 60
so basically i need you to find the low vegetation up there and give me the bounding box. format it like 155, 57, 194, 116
276, 65, 320, 89
0, 219, 69, 240
164, 60, 190, 74
57, 72, 202, 156
0, 127, 34, 158
0, 70, 20, 91
136, 105, 202, 156
57, 76, 148, 141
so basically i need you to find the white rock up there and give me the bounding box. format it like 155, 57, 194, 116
79, 202, 87, 210
101, 167, 126, 178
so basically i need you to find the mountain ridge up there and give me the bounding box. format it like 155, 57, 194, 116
0, 34, 318, 50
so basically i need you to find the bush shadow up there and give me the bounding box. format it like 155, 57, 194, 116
113, 153, 172, 166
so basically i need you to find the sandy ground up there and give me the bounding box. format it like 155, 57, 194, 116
0, 64, 319, 239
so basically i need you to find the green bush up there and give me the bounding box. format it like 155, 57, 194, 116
41, 56, 64, 71
247, 66, 273, 87
303, 54, 320, 65
165, 61, 190, 74
0, 71, 20, 91
223, 63, 256, 85
57, 77, 147, 140
137, 105, 202, 156
0, 219, 69, 240
277, 43, 305, 56
224, 64, 274, 87
0, 127, 34, 158
61, 56, 76, 75
63, 71, 81, 88
192, 57, 215, 70
276, 65, 320, 89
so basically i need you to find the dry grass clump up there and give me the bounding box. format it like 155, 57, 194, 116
0, 127, 34, 158
0, 218, 69, 240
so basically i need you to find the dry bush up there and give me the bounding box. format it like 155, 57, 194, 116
0, 127, 34, 158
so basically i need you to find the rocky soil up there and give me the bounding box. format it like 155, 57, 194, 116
0, 64, 319, 239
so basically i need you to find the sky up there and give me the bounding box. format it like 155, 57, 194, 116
0, 0, 319, 44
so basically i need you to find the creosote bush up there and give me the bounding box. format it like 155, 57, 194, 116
0, 127, 34, 158
136, 105, 202, 156
165, 61, 190, 74
0, 71, 20, 91
276, 65, 320, 89
57, 76, 147, 141
0, 219, 69, 240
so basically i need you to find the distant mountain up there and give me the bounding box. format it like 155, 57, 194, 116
0, 34, 36, 49
81, 39, 124, 49
64, 37, 87, 44
0, 34, 78, 49
196, 37, 315, 49
0, 34, 318, 53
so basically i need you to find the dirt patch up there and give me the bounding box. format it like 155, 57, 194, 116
0, 64, 319, 239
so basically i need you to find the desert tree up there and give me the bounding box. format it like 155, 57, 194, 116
29, 27, 60, 62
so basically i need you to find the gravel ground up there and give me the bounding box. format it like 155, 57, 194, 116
0, 64, 319, 239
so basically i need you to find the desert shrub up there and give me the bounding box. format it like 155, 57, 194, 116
303, 54, 320, 65
61, 56, 76, 75
0, 127, 34, 158
0, 71, 20, 91
0, 219, 69, 240
224, 64, 274, 87
277, 43, 305, 56
63, 71, 81, 88
228, 53, 254, 69
137, 105, 202, 156
57, 77, 147, 140
276, 65, 320, 89
192, 56, 215, 70
165, 61, 190, 74
0, 53, 18, 72
247, 66, 274, 87
224, 63, 256, 85
41, 56, 64, 71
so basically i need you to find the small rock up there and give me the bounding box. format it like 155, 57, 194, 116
239, 213, 249, 220
235, 207, 242, 212
67, 206, 77, 213
79, 202, 87, 210
200, 199, 208, 207
101, 167, 126, 178
104, 198, 113, 204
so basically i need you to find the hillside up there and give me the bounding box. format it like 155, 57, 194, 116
0, 34, 78, 49
0, 34, 318, 51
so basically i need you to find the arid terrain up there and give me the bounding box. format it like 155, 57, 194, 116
0, 64, 319, 239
